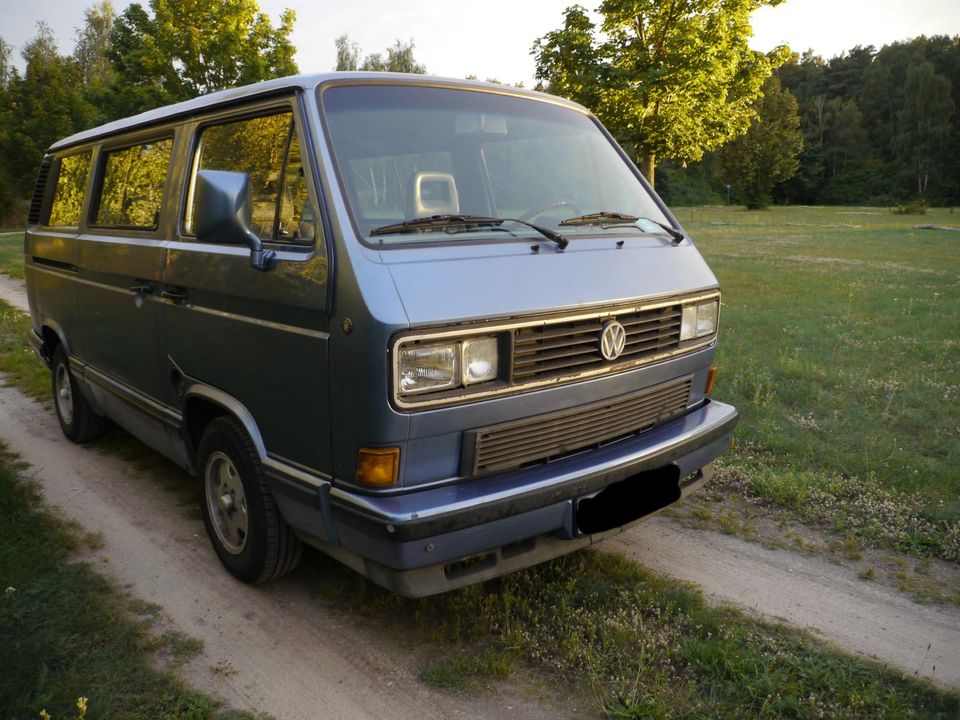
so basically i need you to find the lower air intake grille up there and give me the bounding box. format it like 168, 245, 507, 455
461, 376, 693, 476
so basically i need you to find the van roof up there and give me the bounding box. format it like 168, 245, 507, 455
49, 73, 586, 152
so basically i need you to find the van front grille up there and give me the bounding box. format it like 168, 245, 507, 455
512, 303, 682, 382
461, 376, 692, 476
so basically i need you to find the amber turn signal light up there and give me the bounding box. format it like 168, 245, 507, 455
705, 366, 717, 395
357, 447, 400, 487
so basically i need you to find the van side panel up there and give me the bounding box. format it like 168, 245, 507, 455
74, 233, 165, 398
24, 230, 80, 354
161, 244, 333, 474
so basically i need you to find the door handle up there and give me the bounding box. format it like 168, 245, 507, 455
161, 285, 189, 303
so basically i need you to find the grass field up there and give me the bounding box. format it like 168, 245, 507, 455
0, 231, 24, 279
673, 206, 960, 561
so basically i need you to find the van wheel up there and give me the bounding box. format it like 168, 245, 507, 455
197, 416, 302, 584
51, 346, 106, 443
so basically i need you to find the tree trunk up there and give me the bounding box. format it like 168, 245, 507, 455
640, 152, 656, 188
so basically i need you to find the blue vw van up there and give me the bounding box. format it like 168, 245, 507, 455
25, 74, 737, 596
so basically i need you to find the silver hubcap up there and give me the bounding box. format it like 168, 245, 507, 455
204, 451, 248, 555
55, 364, 74, 425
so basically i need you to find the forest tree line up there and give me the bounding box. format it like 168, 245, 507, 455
657, 37, 960, 208
0, 0, 957, 225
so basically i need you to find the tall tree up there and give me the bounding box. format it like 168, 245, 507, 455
335, 35, 361, 71
0, 37, 14, 219
74, 1, 117, 90
893, 59, 953, 196
823, 97, 867, 177
108, 0, 297, 116
0, 37, 11, 88
716, 76, 803, 208
334, 36, 426, 74
533, 1, 788, 187
0, 24, 96, 218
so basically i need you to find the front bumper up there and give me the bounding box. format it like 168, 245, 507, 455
290, 398, 737, 596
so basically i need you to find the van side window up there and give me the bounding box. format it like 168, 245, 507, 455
277, 132, 315, 244
186, 111, 315, 245
48, 151, 92, 227
95, 138, 173, 229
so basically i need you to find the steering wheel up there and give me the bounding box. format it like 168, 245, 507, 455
517, 200, 583, 222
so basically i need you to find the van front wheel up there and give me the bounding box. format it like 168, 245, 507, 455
51, 347, 106, 443
197, 416, 302, 583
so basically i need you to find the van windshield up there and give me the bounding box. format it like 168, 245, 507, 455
319, 85, 671, 245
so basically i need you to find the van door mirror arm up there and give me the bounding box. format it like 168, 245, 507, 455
249, 244, 276, 271
195, 169, 276, 272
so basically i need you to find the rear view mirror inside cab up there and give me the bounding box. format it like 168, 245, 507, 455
408, 172, 459, 217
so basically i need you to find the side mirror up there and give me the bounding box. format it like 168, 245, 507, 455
194, 169, 275, 271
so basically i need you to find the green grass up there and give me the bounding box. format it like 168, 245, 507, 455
0, 231, 24, 278
0, 302, 49, 398
318, 549, 960, 718
672, 206, 960, 560
0, 445, 248, 720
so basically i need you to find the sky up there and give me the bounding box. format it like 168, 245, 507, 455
1, 0, 959, 87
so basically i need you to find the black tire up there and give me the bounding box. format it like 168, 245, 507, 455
197, 416, 302, 584
51, 346, 106, 443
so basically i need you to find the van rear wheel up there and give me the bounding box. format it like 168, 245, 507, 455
197, 416, 302, 583
51, 346, 106, 443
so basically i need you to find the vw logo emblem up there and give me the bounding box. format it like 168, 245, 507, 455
599, 320, 626, 361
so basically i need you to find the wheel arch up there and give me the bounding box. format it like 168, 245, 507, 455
181, 384, 268, 466
39, 320, 71, 365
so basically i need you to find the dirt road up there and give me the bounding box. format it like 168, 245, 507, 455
1, 273, 957, 718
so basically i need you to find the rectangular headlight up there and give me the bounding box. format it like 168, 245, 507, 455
462, 337, 498, 385
681, 299, 719, 341
398, 344, 458, 394
696, 300, 718, 337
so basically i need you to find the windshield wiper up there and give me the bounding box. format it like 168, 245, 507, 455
560, 211, 640, 225
370, 214, 499, 235
370, 214, 569, 249
649, 220, 685, 244
560, 211, 685, 244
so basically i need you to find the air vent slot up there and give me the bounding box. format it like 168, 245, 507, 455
28, 155, 53, 226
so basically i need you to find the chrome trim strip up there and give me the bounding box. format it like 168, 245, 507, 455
183, 383, 267, 458
175, 302, 330, 340
263, 455, 331, 487
392, 290, 720, 409
77, 360, 181, 427
29, 264, 153, 298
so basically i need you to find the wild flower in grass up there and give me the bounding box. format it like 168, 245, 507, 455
711, 465, 960, 563
867, 377, 903, 394
787, 412, 820, 431
38, 696, 87, 720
